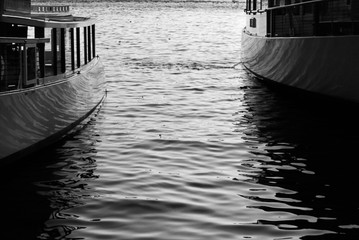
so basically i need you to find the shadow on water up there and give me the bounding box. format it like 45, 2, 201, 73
239, 72, 359, 239
0, 120, 101, 240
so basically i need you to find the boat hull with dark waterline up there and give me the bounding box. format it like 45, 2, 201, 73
241, 0, 359, 103
0, 0, 106, 162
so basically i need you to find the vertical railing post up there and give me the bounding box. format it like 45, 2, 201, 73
83, 26, 87, 64
92, 24, 96, 58
22, 43, 27, 88
76, 27, 80, 68
70, 28, 75, 71
87, 25, 91, 62
52, 28, 57, 75
60, 28, 66, 73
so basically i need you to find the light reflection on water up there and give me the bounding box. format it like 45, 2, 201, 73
2, 1, 359, 240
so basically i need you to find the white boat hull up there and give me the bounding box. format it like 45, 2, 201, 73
0, 57, 106, 162
241, 31, 359, 103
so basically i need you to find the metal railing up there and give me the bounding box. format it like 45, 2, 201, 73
0, 24, 97, 92
0, 37, 49, 92
31, 5, 70, 13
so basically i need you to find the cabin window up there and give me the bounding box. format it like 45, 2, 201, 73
0, 42, 44, 91
0, 44, 21, 91
24, 44, 38, 87
26, 46, 36, 82
250, 18, 257, 27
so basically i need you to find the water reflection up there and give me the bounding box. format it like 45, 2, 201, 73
1, 163, 51, 240
238, 72, 359, 239
1, 120, 101, 240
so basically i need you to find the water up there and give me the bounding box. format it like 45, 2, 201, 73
2, 1, 359, 239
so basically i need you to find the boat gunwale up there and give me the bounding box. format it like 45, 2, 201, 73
0, 57, 101, 97
242, 29, 359, 40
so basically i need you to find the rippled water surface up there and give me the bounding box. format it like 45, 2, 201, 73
3, 1, 359, 239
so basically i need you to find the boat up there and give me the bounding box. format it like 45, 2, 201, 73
0, 0, 106, 163
241, 0, 359, 103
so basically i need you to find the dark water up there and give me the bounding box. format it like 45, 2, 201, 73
2, 1, 359, 239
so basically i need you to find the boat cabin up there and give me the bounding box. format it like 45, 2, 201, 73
0, 0, 97, 92
244, 0, 359, 37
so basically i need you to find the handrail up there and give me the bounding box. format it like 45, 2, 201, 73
267, 0, 327, 11
31, 5, 70, 13
0, 37, 50, 44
